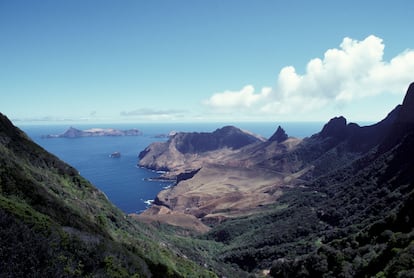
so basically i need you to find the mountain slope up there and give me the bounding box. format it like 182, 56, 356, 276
138, 125, 265, 176
0, 113, 216, 277
137, 95, 400, 228
138, 111, 398, 228
267, 104, 414, 277
202, 83, 414, 276
137, 83, 414, 277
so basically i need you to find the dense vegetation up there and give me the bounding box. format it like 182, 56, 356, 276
200, 131, 414, 277
0, 113, 216, 277
163, 84, 414, 277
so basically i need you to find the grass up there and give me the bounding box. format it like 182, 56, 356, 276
0, 194, 52, 231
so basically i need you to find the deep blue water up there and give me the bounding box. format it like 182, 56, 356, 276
19, 122, 324, 214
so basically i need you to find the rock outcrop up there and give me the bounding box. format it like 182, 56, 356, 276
397, 82, 414, 124
268, 126, 288, 143
319, 116, 348, 139
138, 126, 265, 175
172, 125, 264, 154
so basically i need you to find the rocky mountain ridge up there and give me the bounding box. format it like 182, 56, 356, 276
138, 125, 265, 177
137, 83, 414, 276
138, 83, 414, 231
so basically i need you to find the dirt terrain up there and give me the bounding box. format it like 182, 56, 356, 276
136, 129, 307, 231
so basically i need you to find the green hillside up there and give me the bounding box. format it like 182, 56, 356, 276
0, 112, 216, 277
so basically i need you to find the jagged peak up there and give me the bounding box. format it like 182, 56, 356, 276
402, 82, 414, 107
268, 125, 288, 143
397, 82, 414, 124
320, 116, 347, 138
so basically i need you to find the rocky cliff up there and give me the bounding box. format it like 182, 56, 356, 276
138, 125, 265, 176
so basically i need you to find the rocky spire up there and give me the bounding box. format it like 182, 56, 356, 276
396, 82, 414, 124
268, 125, 288, 143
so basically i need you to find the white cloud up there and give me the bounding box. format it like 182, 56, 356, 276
204, 85, 271, 109
204, 35, 414, 119
120, 108, 187, 121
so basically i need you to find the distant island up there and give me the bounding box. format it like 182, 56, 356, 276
44, 127, 143, 138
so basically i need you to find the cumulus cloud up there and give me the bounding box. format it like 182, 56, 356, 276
204, 35, 414, 117
204, 85, 271, 109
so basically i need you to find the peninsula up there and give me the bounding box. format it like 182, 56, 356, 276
44, 126, 143, 138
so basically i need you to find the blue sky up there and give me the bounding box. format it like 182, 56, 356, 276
1, 0, 413, 124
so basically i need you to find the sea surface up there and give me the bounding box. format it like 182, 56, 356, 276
20, 122, 324, 214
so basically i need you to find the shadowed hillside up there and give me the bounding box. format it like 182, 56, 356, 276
203, 83, 414, 276
0, 113, 216, 277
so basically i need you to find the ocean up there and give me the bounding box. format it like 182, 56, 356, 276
19, 122, 324, 214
